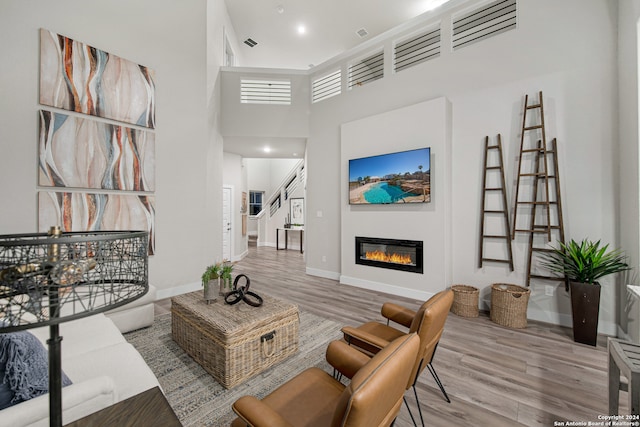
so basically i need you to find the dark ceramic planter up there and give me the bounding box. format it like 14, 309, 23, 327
569, 281, 601, 346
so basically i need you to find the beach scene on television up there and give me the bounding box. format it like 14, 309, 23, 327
349, 147, 431, 204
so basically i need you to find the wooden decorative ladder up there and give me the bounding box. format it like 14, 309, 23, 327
524, 138, 567, 288
512, 91, 552, 240
511, 91, 567, 288
478, 135, 514, 270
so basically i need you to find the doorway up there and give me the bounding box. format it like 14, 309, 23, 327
223, 186, 232, 261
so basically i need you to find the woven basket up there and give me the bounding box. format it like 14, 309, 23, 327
490, 283, 530, 329
450, 285, 479, 318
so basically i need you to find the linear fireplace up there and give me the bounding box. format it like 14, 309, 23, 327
355, 236, 423, 274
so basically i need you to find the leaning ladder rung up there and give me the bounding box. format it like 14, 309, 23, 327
483, 209, 506, 213
529, 274, 565, 281
517, 201, 557, 205
482, 258, 512, 264
486, 166, 501, 170
531, 248, 556, 253
532, 224, 560, 229
526, 103, 541, 109
487, 145, 500, 149
515, 229, 550, 233
484, 187, 503, 191
524, 125, 543, 131
519, 172, 548, 177
483, 235, 510, 239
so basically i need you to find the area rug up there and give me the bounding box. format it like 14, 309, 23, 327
125, 310, 342, 426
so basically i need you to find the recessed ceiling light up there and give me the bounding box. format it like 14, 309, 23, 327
263, 146, 272, 153
297, 25, 306, 35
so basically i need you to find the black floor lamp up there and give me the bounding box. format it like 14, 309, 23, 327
0, 227, 149, 427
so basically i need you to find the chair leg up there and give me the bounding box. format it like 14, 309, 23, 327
412, 385, 426, 427
403, 396, 419, 427
427, 363, 451, 403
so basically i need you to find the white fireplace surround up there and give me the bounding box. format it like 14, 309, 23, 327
340, 97, 452, 301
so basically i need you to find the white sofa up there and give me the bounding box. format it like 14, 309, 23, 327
0, 312, 160, 426
104, 284, 158, 333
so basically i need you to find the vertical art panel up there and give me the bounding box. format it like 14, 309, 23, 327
38, 191, 156, 255
38, 110, 155, 191
39, 29, 156, 128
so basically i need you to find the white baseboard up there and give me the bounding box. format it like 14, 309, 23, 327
306, 267, 341, 281
520, 306, 617, 336
156, 281, 200, 300
232, 250, 248, 262
339, 275, 432, 301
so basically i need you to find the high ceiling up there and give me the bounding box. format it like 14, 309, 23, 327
222, 0, 455, 158
224, 0, 454, 70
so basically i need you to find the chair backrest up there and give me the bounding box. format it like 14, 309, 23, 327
331, 333, 420, 427
408, 289, 454, 382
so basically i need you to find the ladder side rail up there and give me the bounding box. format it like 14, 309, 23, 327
478, 136, 490, 268
549, 138, 569, 290
512, 94, 530, 239
538, 91, 552, 241
497, 135, 514, 271
525, 140, 544, 287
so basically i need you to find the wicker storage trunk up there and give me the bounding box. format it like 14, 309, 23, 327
171, 291, 299, 389
450, 285, 479, 318
490, 283, 530, 329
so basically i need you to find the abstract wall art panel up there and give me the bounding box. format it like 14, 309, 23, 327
38, 191, 156, 255
39, 29, 156, 128
39, 110, 155, 191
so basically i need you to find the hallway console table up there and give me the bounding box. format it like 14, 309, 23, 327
276, 228, 304, 253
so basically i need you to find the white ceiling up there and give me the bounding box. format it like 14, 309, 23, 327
225, 0, 453, 70
222, 0, 455, 158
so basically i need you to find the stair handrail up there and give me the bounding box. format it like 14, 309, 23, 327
266, 159, 305, 208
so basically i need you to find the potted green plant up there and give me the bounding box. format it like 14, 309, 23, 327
540, 239, 629, 346
220, 261, 234, 295
202, 263, 222, 302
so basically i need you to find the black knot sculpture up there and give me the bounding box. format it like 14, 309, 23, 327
224, 274, 263, 307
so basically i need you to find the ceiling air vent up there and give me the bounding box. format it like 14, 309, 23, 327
312, 69, 341, 103
241, 79, 291, 105
356, 28, 369, 38
452, 0, 516, 51
244, 38, 258, 47
394, 26, 441, 73
348, 50, 384, 90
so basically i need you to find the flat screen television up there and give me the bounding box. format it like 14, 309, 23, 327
349, 147, 431, 205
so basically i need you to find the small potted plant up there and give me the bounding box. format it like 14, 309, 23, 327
540, 239, 629, 346
220, 261, 234, 295
202, 263, 222, 303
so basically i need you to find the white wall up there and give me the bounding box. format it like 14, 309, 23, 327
617, 0, 640, 340
0, 0, 236, 297
220, 69, 310, 138
304, 0, 620, 333
246, 158, 301, 198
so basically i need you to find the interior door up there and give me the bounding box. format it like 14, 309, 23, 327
222, 187, 231, 261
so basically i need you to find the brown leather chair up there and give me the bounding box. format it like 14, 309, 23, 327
231, 333, 420, 427
341, 289, 454, 427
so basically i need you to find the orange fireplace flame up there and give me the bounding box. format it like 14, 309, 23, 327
365, 250, 412, 265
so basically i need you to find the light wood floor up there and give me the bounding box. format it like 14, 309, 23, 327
156, 246, 620, 426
